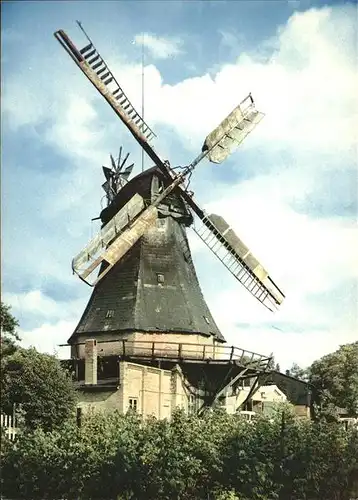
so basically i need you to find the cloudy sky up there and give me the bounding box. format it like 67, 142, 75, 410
2, 0, 357, 369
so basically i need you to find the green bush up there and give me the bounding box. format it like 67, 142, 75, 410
1, 409, 357, 500
1, 347, 77, 431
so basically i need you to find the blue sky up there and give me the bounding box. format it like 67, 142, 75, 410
2, 0, 357, 368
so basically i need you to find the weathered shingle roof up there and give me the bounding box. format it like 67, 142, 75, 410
69, 167, 225, 344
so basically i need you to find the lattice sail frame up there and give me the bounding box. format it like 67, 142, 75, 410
192, 214, 284, 311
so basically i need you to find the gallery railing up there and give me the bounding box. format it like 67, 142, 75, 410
61, 339, 272, 372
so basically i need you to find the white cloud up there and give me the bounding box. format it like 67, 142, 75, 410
125, 7, 357, 160
4, 291, 85, 359
2, 80, 48, 130
19, 320, 76, 359
226, 324, 356, 370
193, 165, 358, 368
45, 95, 103, 161
4, 6, 357, 160
3, 290, 63, 319
133, 33, 183, 59
204, 176, 358, 297
3, 290, 85, 321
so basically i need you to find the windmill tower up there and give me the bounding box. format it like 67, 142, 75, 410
55, 23, 285, 416
69, 151, 226, 357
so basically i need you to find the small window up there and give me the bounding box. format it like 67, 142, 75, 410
106, 309, 115, 318
157, 273, 165, 284
129, 398, 138, 412
203, 316, 210, 325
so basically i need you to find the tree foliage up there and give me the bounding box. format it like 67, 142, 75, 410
285, 362, 309, 382
1, 304, 357, 498
2, 408, 357, 500
309, 341, 358, 415
1, 347, 77, 431
1, 301, 20, 356
1, 302, 77, 431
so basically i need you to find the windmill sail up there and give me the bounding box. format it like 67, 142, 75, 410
72, 193, 145, 284
54, 29, 160, 151
177, 189, 284, 310
208, 214, 269, 281
192, 211, 284, 310
104, 211, 157, 267
82, 205, 158, 286
202, 94, 264, 164
72, 169, 187, 286
56, 24, 285, 309
102, 166, 113, 181
122, 163, 134, 181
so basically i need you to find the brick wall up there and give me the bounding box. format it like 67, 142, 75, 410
120, 361, 187, 418
77, 361, 189, 419
77, 389, 123, 414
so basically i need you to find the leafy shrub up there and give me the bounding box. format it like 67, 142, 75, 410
2, 408, 357, 500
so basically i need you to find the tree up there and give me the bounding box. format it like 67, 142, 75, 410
1, 302, 21, 423
1, 347, 77, 431
267, 355, 281, 373
2, 409, 357, 500
309, 342, 358, 415
285, 363, 309, 382
1, 302, 77, 430
1, 301, 20, 356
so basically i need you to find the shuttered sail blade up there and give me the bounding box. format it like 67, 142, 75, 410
192, 211, 285, 310
72, 193, 146, 285
202, 94, 264, 164
208, 214, 269, 282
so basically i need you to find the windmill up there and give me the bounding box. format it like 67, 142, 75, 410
55, 23, 285, 311
54, 23, 285, 414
